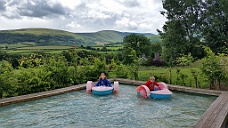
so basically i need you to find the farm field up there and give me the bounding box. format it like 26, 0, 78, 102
0, 42, 36, 49
91, 45, 123, 50
17, 46, 76, 50
0, 45, 75, 54
1, 45, 121, 55
3, 49, 65, 54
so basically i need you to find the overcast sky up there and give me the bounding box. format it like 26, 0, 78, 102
0, 0, 166, 34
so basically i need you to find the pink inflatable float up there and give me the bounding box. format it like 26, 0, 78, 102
136, 82, 172, 99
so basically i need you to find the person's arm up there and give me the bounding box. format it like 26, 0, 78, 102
106, 79, 112, 87
154, 82, 159, 86
154, 82, 161, 90
95, 80, 101, 87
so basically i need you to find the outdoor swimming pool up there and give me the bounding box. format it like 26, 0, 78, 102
0, 85, 216, 128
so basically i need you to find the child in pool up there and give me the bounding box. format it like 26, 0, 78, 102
144, 76, 161, 91
94, 73, 112, 87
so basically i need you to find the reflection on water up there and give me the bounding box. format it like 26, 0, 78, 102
0, 85, 216, 128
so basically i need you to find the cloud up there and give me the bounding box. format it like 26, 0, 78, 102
65, 21, 82, 30
18, 0, 68, 18
121, 0, 140, 8
115, 17, 137, 30
0, 0, 166, 34
0, 0, 6, 11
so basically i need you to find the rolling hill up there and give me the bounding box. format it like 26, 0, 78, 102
0, 28, 160, 46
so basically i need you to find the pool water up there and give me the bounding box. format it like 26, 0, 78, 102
0, 85, 216, 128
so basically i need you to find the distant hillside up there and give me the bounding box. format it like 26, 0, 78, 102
149, 35, 162, 43
0, 28, 158, 46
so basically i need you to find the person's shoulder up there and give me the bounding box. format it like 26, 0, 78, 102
147, 80, 152, 83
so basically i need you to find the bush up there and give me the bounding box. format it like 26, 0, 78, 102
113, 64, 129, 78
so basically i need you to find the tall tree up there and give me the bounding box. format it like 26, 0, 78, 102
159, 0, 228, 64
202, 0, 228, 54
158, 0, 204, 65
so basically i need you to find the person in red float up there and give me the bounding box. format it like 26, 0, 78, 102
144, 76, 161, 91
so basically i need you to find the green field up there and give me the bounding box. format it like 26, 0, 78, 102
91, 45, 123, 50
0, 42, 36, 49
5, 49, 65, 54
17, 46, 76, 50
1, 45, 75, 54
1, 45, 119, 55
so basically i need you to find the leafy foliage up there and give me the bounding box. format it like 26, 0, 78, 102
158, 0, 228, 65
0, 53, 110, 98
200, 46, 228, 90
176, 53, 194, 66
123, 34, 152, 57
201, 0, 228, 54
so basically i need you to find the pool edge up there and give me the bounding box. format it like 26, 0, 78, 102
0, 84, 86, 107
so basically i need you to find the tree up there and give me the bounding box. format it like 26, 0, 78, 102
123, 47, 137, 65
123, 34, 151, 57
158, 0, 204, 64
150, 42, 162, 54
46, 56, 72, 88
158, 0, 228, 62
201, 0, 228, 54
129, 58, 140, 80
176, 53, 194, 66
101, 46, 107, 52
0, 61, 17, 98
122, 47, 139, 80
200, 46, 227, 90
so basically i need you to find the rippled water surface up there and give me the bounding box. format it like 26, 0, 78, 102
0, 85, 216, 128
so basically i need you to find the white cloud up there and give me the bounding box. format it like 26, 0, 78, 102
0, 0, 166, 34
65, 21, 82, 31
0, 16, 57, 30
115, 17, 137, 30
56, 0, 82, 9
